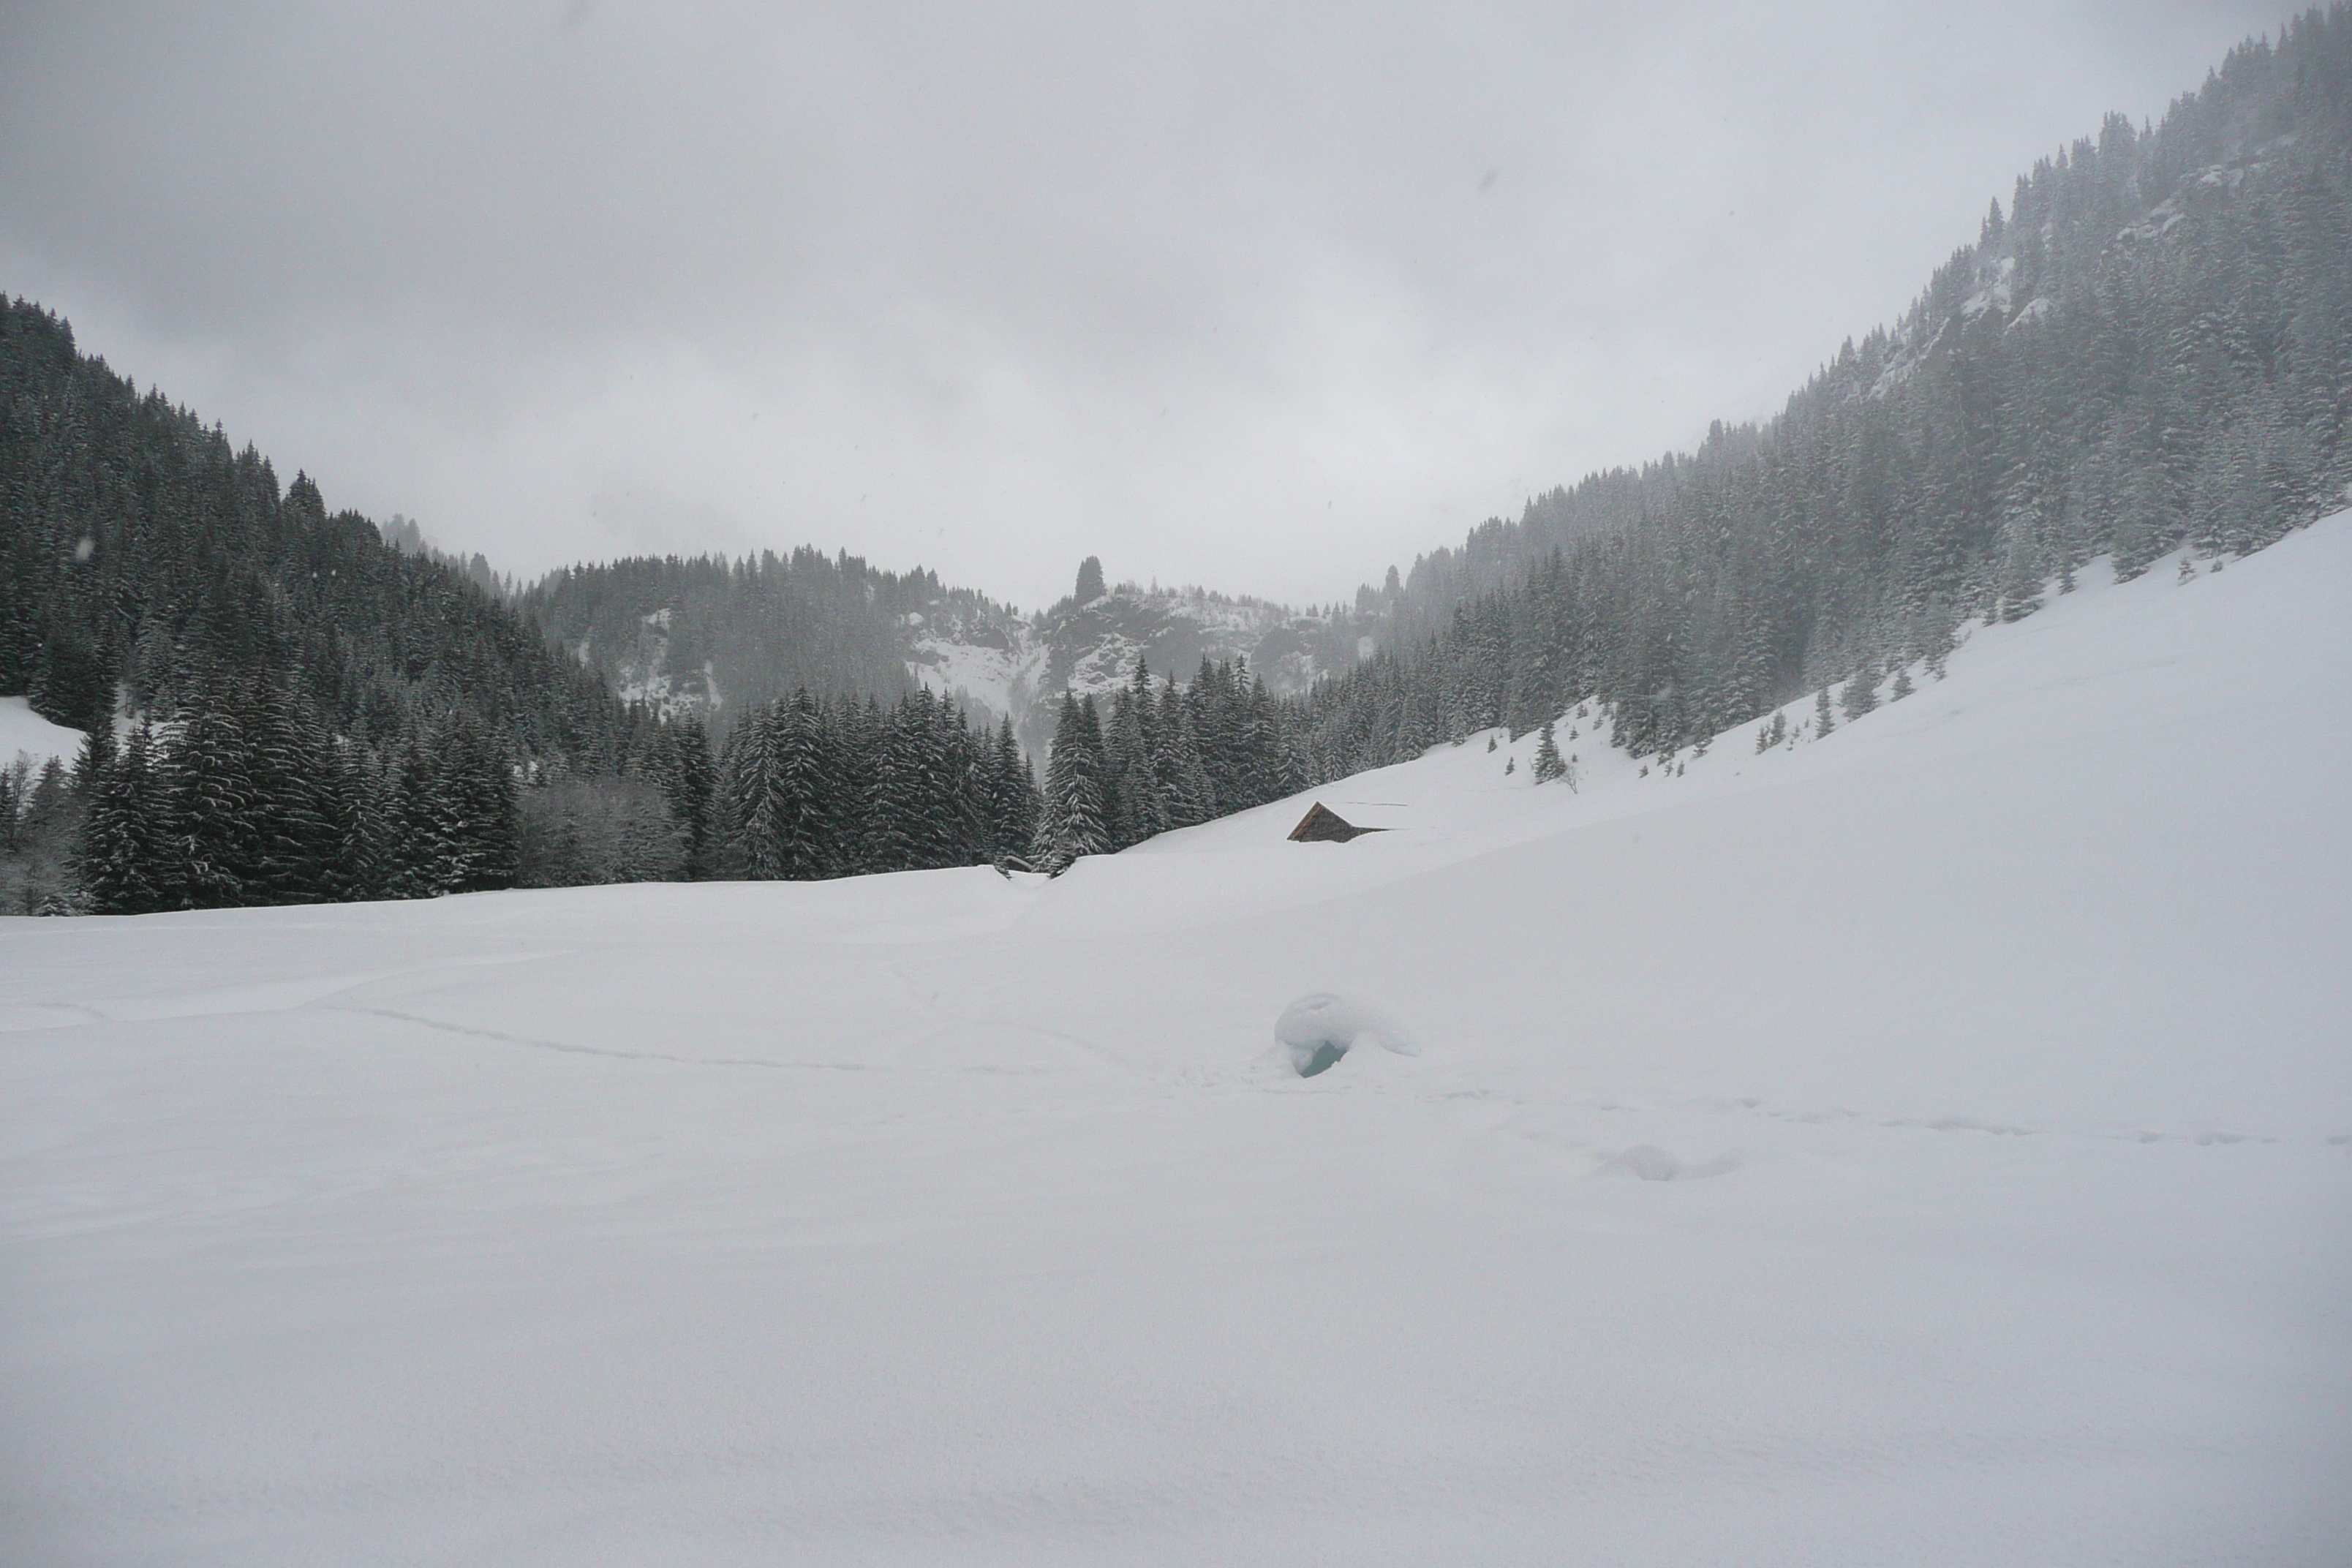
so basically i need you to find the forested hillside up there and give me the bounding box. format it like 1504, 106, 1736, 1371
1274, 10, 2352, 783
0, 300, 676, 909
516, 547, 1373, 754
514, 551, 939, 721
0, 302, 636, 756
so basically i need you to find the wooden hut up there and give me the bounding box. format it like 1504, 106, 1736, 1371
1288, 802, 1384, 843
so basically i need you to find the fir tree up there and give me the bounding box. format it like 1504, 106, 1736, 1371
385, 742, 459, 897
1840, 661, 1879, 720
987, 716, 1039, 862
438, 722, 521, 894
770, 692, 837, 879
1033, 693, 1109, 873
165, 691, 260, 908
1532, 720, 1567, 784
79, 725, 162, 914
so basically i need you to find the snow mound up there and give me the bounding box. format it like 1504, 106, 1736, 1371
1593, 1145, 1740, 1183
1271, 991, 1419, 1077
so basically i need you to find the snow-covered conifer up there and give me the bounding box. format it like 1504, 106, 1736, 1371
1033, 693, 1109, 873
1841, 662, 1879, 720
1533, 721, 1567, 783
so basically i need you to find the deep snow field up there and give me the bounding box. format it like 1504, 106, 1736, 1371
4, 519, 2349, 1566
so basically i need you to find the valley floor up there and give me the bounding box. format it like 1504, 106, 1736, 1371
4, 520, 2349, 1565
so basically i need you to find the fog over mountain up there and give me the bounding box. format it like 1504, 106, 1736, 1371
0, 0, 2279, 608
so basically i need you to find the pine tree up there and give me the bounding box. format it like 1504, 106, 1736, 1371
1033, 693, 1109, 873
165, 690, 260, 908
1840, 660, 1879, 720
720, 701, 788, 878
1999, 542, 2046, 622
1165, 698, 1217, 829
385, 740, 461, 897
320, 741, 384, 901
79, 725, 163, 914
657, 715, 717, 877
987, 716, 1039, 862
1532, 720, 1567, 784
1814, 687, 1836, 738
437, 722, 521, 893
244, 675, 335, 905
770, 691, 836, 878
867, 698, 924, 872
1078, 694, 1116, 849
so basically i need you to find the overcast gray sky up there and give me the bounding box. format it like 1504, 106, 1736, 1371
0, 0, 2286, 608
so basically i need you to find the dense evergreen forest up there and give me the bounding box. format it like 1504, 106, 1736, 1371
1279, 12, 2352, 779
1028, 653, 1293, 871
681, 649, 1293, 882
0, 304, 634, 755
4, 9, 2347, 909
0, 299, 683, 910
513, 551, 965, 721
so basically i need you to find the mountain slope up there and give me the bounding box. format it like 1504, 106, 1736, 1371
1284, 10, 2352, 780
0, 298, 643, 765
6, 508, 2344, 1565
521, 550, 1373, 751
1349, 8, 2352, 660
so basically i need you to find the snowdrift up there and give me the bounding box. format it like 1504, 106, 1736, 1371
3, 519, 2348, 1566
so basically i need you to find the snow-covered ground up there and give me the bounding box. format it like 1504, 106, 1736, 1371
4, 519, 2348, 1565
0, 695, 85, 772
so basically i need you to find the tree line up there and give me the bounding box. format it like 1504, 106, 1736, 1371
77, 672, 520, 913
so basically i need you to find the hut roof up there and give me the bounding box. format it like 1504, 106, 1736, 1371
1288, 802, 1384, 843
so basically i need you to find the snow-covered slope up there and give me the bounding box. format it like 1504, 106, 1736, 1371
0, 696, 85, 772
4, 518, 2347, 1565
